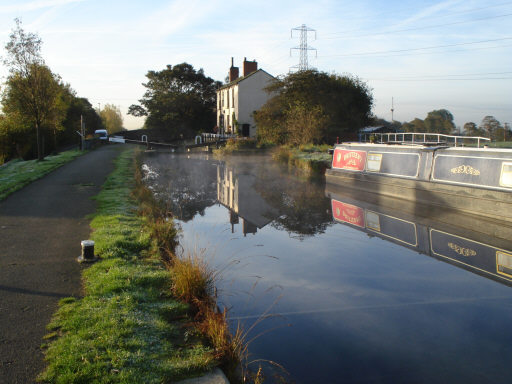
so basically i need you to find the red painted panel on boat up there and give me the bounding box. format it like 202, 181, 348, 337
332, 200, 365, 228
332, 148, 367, 171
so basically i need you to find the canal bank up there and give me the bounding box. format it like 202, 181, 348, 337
40, 146, 227, 383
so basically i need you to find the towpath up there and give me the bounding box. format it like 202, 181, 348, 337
0, 144, 122, 383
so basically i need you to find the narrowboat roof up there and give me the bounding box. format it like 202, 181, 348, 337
335, 142, 512, 153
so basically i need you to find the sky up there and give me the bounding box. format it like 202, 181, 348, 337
0, 0, 511, 130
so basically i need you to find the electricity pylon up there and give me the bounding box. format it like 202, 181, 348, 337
290, 24, 317, 72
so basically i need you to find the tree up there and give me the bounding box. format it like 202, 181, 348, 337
2, 19, 62, 160
401, 110, 455, 134
285, 101, 327, 145
60, 96, 103, 145
1, 63, 64, 159
128, 63, 221, 140
100, 104, 124, 134
402, 118, 425, 132
369, 116, 402, 131
505, 123, 511, 141
424, 109, 455, 134
463, 122, 484, 137
254, 70, 373, 145
253, 94, 287, 144
479, 116, 502, 140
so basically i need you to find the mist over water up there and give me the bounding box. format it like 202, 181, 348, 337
143, 152, 512, 384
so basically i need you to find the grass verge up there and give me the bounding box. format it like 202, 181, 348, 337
38, 147, 216, 383
272, 144, 332, 175
0, 149, 85, 201
213, 138, 274, 155
490, 141, 512, 149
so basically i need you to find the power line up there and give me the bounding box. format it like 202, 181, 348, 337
326, 42, 512, 60
366, 77, 512, 81
320, 37, 512, 58
362, 71, 512, 82
321, 1, 512, 33
322, 13, 512, 40
373, 71, 512, 79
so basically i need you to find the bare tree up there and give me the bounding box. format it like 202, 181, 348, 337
2, 19, 60, 160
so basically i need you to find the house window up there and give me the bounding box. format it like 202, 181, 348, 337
228, 89, 231, 108
232, 88, 234, 108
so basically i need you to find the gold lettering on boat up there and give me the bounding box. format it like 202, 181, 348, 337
448, 242, 476, 257
450, 165, 480, 176
343, 152, 362, 162
342, 211, 361, 225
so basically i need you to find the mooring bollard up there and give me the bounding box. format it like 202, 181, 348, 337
78, 240, 98, 263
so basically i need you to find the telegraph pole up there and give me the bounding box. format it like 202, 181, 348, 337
391, 97, 395, 122
290, 24, 317, 72
80, 114, 85, 150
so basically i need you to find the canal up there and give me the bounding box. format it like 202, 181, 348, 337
142, 152, 512, 384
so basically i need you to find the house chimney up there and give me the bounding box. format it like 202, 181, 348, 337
243, 57, 258, 76
229, 57, 239, 82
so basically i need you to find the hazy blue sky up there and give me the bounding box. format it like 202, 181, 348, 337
0, 0, 511, 130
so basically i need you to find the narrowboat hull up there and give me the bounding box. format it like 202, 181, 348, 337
326, 144, 512, 223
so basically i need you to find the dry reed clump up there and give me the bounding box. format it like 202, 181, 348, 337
170, 250, 251, 380
172, 251, 215, 304
149, 218, 179, 256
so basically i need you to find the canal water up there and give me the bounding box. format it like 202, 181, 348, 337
143, 152, 512, 384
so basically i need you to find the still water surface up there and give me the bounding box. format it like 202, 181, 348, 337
143, 152, 512, 384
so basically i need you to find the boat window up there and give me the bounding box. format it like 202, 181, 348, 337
367, 153, 382, 172
497, 251, 512, 278
500, 162, 512, 188
366, 211, 381, 232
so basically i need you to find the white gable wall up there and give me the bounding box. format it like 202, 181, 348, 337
237, 71, 274, 137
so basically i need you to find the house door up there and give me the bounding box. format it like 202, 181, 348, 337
242, 124, 250, 137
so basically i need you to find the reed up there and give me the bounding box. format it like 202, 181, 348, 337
172, 250, 215, 304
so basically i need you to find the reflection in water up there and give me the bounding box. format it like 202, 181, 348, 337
326, 185, 512, 287
217, 162, 279, 235
143, 155, 218, 221
144, 153, 332, 237
143, 153, 512, 384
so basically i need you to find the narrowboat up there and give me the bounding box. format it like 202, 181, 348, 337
326, 140, 512, 223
